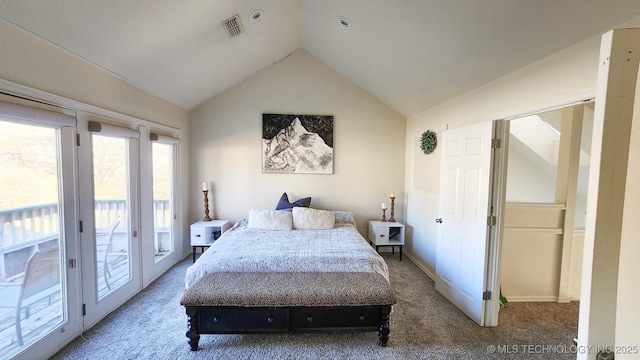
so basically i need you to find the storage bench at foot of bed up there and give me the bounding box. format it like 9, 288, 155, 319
181, 272, 396, 350
185, 305, 392, 350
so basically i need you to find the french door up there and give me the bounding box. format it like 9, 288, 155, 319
0, 99, 81, 360
78, 117, 142, 328
1, 92, 180, 359
141, 129, 180, 287
152, 141, 174, 263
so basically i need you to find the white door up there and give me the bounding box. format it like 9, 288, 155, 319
140, 130, 181, 288
77, 117, 142, 328
435, 120, 497, 326
0, 103, 81, 360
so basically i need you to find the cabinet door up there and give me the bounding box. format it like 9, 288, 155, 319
191, 225, 215, 245
375, 226, 391, 245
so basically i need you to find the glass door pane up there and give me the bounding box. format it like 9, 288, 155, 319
91, 135, 131, 300
0, 120, 65, 357
151, 142, 173, 263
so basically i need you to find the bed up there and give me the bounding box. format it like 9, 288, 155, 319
180, 208, 397, 350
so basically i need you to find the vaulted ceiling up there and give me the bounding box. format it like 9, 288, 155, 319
1, 0, 640, 117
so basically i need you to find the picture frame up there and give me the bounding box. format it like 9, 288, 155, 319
262, 114, 334, 174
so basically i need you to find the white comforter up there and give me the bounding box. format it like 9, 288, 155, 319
184, 219, 390, 289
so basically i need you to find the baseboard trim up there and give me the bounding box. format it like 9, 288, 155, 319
504, 295, 581, 302
404, 252, 436, 280
504, 296, 558, 302
402, 253, 581, 302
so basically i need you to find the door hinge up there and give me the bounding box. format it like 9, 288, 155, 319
82, 304, 86, 316
487, 215, 496, 226
483, 291, 492, 300
491, 138, 501, 149
69, 259, 77, 268
76, 133, 80, 146
79, 220, 83, 233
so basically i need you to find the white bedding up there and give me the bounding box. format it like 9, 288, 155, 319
184, 215, 390, 289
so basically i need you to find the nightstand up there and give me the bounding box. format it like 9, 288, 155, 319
368, 221, 405, 260
190, 220, 231, 262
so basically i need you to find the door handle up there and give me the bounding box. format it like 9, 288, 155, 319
435, 218, 443, 223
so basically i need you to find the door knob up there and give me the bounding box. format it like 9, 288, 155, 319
435, 218, 443, 223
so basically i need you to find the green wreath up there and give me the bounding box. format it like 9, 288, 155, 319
420, 130, 437, 155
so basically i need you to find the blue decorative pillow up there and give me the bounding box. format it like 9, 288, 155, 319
275, 192, 312, 211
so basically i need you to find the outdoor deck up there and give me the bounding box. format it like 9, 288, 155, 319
0, 253, 129, 358
0, 199, 171, 358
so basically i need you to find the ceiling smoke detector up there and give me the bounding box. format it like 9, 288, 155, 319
337, 16, 351, 29
222, 15, 243, 38
249, 9, 264, 22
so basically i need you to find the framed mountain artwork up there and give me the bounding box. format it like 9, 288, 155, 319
262, 113, 334, 174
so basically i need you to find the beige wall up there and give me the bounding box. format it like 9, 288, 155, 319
0, 21, 186, 127
500, 230, 584, 301
188, 49, 406, 235
500, 203, 584, 301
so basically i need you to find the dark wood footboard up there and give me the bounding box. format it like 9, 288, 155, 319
185, 304, 392, 350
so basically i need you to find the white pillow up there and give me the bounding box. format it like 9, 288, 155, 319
292, 207, 335, 230
247, 209, 293, 230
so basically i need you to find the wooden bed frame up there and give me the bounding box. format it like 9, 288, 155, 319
181, 271, 396, 350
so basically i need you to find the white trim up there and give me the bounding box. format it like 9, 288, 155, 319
484, 120, 509, 327
503, 295, 580, 303
505, 202, 566, 209
503, 228, 564, 234
492, 88, 596, 121
578, 29, 640, 358
404, 252, 436, 280
504, 296, 562, 302
0, 79, 179, 134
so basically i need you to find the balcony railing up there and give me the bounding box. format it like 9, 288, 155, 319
0, 203, 58, 248
0, 199, 171, 355
0, 200, 171, 281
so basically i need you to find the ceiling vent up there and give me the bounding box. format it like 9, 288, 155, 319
222, 15, 243, 38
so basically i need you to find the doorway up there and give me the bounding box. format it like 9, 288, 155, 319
432, 102, 593, 328
493, 102, 593, 347
501, 103, 593, 304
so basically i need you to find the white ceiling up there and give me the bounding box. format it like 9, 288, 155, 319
1, 0, 640, 117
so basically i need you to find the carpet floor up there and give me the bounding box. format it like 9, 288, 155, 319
51, 254, 579, 359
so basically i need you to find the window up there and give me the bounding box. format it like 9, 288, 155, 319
151, 141, 174, 262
